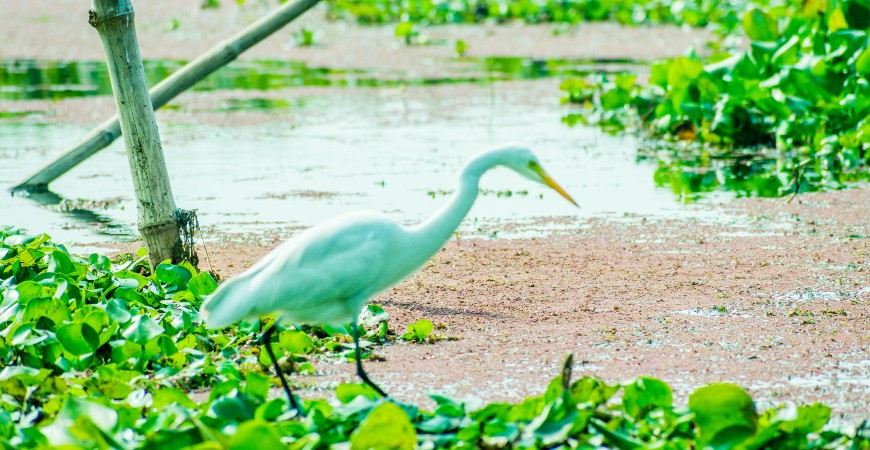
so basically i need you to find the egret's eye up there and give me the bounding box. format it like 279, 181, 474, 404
528, 161, 538, 169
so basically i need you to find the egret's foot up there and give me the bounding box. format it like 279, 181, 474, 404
260, 323, 306, 418
356, 364, 388, 399
350, 321, 388, 398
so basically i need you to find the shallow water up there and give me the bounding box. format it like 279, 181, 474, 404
0, 57, 857, 245
0, 57, 637, 101
2, 95, 691, 244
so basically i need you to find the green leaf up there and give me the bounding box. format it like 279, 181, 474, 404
4, 234, 38, 246
229, 420, 284, 450
47, 251, 75, 275
158, 335, 178, 356
589, 418, 644, 449
257, 343, 284, 367
88, 253, 111, 271
394, 21, 415, 38
404, 319, 434, 342
279, 330, 315, 354
115, 270, 150, 289
742, 7, 779, 41
188, 272, 218, 298
350, 402, 417, 450
22, 297, 70, 326
82, 309, 109, 334
614, 73, 637, 91
179, 260, 198, 277
84, 373, 133, 399
667, 57, 704, 88
827, 7, 848, 32
122, 315, 164, 345
106, 298, 132, 324
17, 249, 37, 267
153, 387, 198, 409
689, 383, 757, 446
244, 372, 271, 400
526, 398, 581, 446
622, 377, 673, 419
16, 281, 47, 301
56, 323, 100, 356
570, 376, 619, 406
856, 47, 870, 75
359, 303, 389, 327
8, 323, 48, 347
649, 61, 671, 88
483, 420, 520, 445
794, 403, 831, 431
336, 382, 380, 403
0, 365, 49, 385
601, 89, 632, 110
41, 397, 118, 447
455, 39, 468, 57
155, 263, 192, 288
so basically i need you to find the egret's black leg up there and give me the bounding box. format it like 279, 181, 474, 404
351, 322, 388, 398
260, 323, 304, 416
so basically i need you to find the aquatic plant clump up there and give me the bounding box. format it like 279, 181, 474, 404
560, 0, 870, 180
325, 0, 764, 31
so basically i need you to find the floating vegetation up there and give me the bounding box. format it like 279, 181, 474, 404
561, 0, 870, 196
326, 0, 759, 32
0, 57, 634, 101
639, 142, 870, 201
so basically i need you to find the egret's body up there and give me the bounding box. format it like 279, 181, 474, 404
204, 212, 414, 328
200, 145, 576, 413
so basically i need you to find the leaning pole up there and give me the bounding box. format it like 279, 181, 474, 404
12, 0, 321, 192
90, 0, 180, 269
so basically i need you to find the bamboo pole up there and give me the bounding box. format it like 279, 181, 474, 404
11, 0, 321, 192
90, 0, 179, 269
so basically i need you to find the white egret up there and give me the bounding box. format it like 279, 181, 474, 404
200, 145, 577, 414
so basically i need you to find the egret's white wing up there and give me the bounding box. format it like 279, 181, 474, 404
201, 214, 400, 328
245, 214, 402, 324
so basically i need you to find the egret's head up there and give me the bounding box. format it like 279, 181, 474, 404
498, 145, 578, 207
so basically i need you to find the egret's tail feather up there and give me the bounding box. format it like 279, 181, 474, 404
199, 278, 255, 329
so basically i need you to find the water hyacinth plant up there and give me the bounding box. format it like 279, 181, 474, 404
561, 0, 869, 165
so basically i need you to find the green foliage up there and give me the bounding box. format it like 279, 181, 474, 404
561, 0, 870, 173
0, 228, 385, 380
394, 21, 420, 45
640, 142, 870, 200
292, 27, 316, 47
689, 383, 758, 446
350, 402, 417, 449
2, 358, 862, 448
400, 318, 440, 342
455, 39, 468, 56
0, 228, 865, 448
325, 0, 762, 31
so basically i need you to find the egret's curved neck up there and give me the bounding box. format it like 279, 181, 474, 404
408, 151, 503, 260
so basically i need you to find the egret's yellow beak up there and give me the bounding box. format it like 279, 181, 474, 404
533, 166, 578, 207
